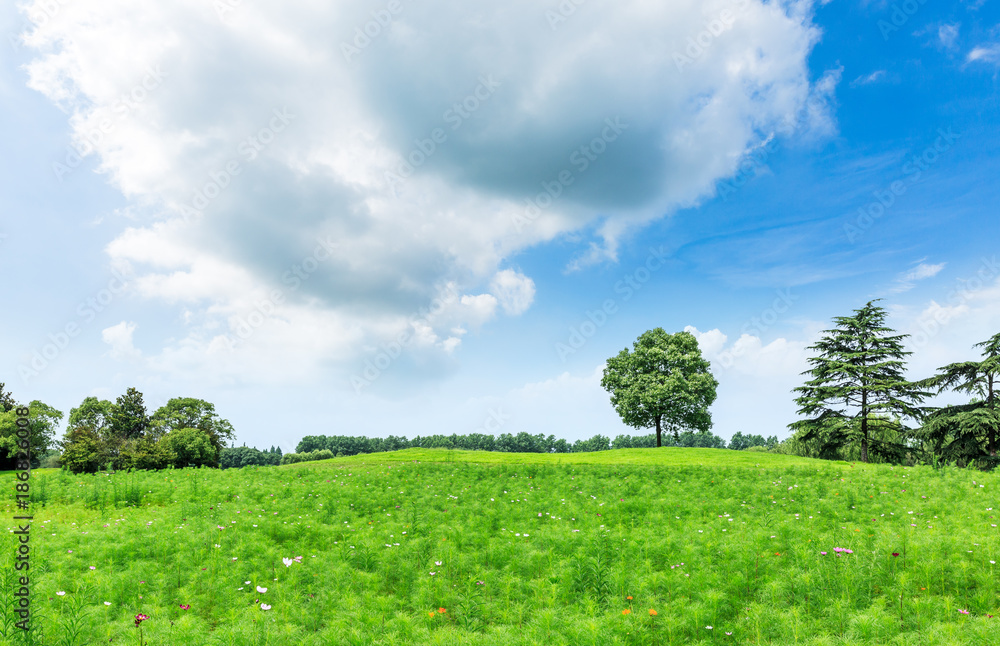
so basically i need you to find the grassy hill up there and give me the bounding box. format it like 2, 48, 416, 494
1, 449, 997, 645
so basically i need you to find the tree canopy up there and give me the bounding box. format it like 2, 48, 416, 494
601, 328, 718, 447
790, 300, 929, 463
915, 331, 1000, 467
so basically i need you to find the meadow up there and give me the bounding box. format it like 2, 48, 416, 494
1, 448, 997, 645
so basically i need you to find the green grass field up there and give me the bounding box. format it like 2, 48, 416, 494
1, 448, 997, 645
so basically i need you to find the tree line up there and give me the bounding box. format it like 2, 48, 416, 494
287, 428, 731, 462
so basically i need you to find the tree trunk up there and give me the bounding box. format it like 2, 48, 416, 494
655, 415, 662, 447
860, 391, 869, 463
989, 374, 996, 457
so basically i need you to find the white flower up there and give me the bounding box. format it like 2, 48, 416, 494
282, 558, 294, 567
56, 591, 66, 596
706, 625, 713, 630
435, 561, 442, 566
260, 603, 271, 611
257, 586, 267, 593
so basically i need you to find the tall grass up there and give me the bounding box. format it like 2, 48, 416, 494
1, 449, 996, 645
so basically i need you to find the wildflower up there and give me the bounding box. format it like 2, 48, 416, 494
430, 572, 436, 576
89, 566, 96, 570
892, 553, 900, 557
476, 580, 485, 585
104, 602, 112, 606
626, 596, 633, 600
706, 625, 713, 630
438, 608, 446, 614
820, 552, 827, 555
429, 611, 435, 617
622, 609, 631, 615
726, 632, 733, 636
282, 558, 294, 567
134, 613, 149, 627
959, 609, 969, 615
435, 561, 442, 566
256, 586, 267, 593
179, 604, 190, 610
649, 609, 657, 616
261, 603, 271, 611
57, 591, 66, 596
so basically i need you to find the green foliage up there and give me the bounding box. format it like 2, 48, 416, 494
0, 399, 63, 465
159, 427, 217, 468
729, 432, 779, 451
0, 382, 16, 413
67, 397, 116, 439
915, 332, 1000, 467
109, 386, 149, 442
791, 300, 930, 462
149, 397, 235, 459
601, 328, 719, 447
59, 426, 103, 474
219, 445, 280, 469
118, 437, 175, 471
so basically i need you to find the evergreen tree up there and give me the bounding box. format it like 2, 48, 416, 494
790, 300, 929, 463
916, 332, 1000, 465
110, 387, 150, 442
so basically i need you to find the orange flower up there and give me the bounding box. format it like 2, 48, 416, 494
649, 609, 658, 616
626, 596, 633, 600
428, 612, 435, 617
438, 608, 446, 614
622, 609, 631, 615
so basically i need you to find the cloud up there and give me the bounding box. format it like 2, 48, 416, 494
850, 70, 886, 87
490, 270, 536, 316
102, 321, 140, 359
968, 43, 1000, 65
938, 24, 960, 49
22, 0, 830, 387
889, 261, 946, 293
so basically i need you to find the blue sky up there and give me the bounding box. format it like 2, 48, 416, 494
2, 0, 998, 453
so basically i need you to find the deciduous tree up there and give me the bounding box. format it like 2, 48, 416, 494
601, 328, 718, 447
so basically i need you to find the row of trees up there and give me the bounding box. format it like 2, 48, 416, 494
219, 445, 283, 469
292, 429, 728, 459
